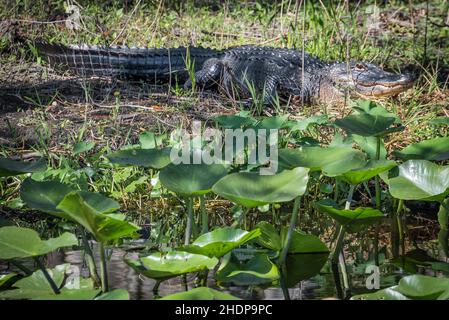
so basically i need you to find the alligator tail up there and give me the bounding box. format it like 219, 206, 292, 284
35, 42, 221, 80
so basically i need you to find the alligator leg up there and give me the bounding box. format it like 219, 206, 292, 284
184, 58, 223, 90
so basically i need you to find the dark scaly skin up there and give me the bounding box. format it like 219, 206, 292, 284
36, 42, 414, 106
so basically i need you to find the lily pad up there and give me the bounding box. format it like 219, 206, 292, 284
0, 157, 46, 177
125, 251, 218, 280
56, 192, 139, 242
180, 227, 261, 258
255, 222, 282, 251
0, 264, 101, 300
212, 167, 309, 208
213, 115, 257, 129
381, 160, 449, 202
73, 141, 95, 155
106, 148, 172, 169
351, 287, 409, 300
20, 178, 120, 217
0, 226, 77, 260
160, 163, 228, 197
277, 147, 366, 176
215, 253, 280, 285
429, 117, 449, 127
339, 160, 397, 185
0, 273, 18, 289
315, 199, 383, 233
281, 228, 329, 253
352, 275, 449, 300
393, 137, 449, 161
159, 287, 241, 300
284, 253, 329, 287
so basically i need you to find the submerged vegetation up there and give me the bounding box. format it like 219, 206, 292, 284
0, 0, 449, 300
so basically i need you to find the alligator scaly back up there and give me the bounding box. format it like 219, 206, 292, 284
35, 42, 221, 80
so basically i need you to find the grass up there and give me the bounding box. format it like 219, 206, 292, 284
0, 0, 448, 245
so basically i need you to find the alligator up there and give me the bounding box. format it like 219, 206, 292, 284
36, 43, 414, 106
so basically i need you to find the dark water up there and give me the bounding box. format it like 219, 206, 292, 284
1, 244, 433, 300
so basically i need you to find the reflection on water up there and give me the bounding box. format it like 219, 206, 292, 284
2, 245, 417, 300
53, 247, 339, 300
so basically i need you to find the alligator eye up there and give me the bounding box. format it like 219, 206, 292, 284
355, 63, 366, 71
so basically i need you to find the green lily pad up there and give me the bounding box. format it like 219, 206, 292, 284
0, 273, 19, 289
351, 287, 409, 300
281, 228, 329, 253
351, 135, 387, 159
212, 167, 309, 208
393, 137, 449, 161
339, 160, 397, 185
160, 163, 228, 197
0, 264, 101, 300
73, 141, 95, 155
254, 222, 282, 252
396, 275, 449, 300
315, 199, 383, 233
429, 117, 449, 127
0, 227, 77, 260
284, 253, 329, 287
213, 115, 257, 129
287, 115, 329, 131
56, 192, 139, 242
381, 160, 449, 202
215, 253, 280, 285
106, 148, 172, 169
159, 287, 241, 300
20, 178, 120, 217
125, 251, 218, 280
95, 289, 130, 300
0, 157, 46, 177
277, 147, 366, 176
180, 227, 261, 258
252, 115, 289, 130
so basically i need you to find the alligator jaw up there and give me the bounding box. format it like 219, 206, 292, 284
355, 74, 415, 98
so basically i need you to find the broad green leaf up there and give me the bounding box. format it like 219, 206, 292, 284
125, 251, 218, 280
21, 178, 120, 217
277, 147, 366, 176
351, 287, 409, 300
0, 264, 100, 300
429, 117, 449, 127
395, 275, 449, 300
212, 167, 309, 208
287, 115, 329, 131
393, 137, 449, 161
0, 227, 77, 259
0, 157, 46, 177
284, 253, 329, 287
213, 115, 256, 129
160, 163, 228, 197
253, 115, 289, 130
56, 192, 139, 242
381, 160, 449, 202
0, 273, 18, 288
106, 148, 172, 169
315, 199, 383, 233
160, 287, 241, 300
139, 131, 157, 149
255, 222, 282, 251
334, 113, 401, 137
339, 160, 397, 185
281, 228, 329, 253
95, 289, 130, 300
215, 253, 279, 285
438, 200, 449, 230
180, 228, 261, 258
73, 141, 95, 155
351, 135, 387, 159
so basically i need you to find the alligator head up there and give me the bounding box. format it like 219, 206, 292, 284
320, 61, 414, 103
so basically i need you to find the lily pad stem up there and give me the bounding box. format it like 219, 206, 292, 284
374, 136, 382, 266
99, 242, 109, 293
81, 230, 100, 287
279, 196, 301, 266
185, 197, 194, 245
33, 256, 60, 294
200, 195, 208, 234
